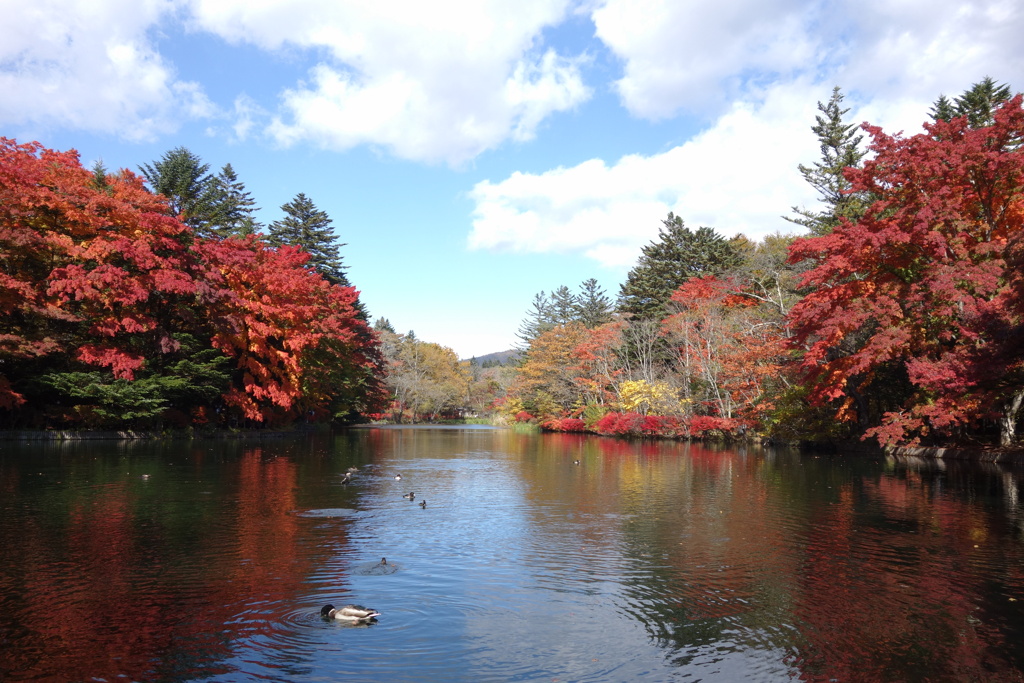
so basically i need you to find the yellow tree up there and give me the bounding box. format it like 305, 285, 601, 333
381, 332, 470, 421
508, 322, 588, 418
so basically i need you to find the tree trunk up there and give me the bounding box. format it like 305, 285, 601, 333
1000, 390, 1024, 447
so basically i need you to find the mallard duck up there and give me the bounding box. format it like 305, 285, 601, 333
419, 499, 427, 508
403, 491, 415, 500
321, 604, 380, 622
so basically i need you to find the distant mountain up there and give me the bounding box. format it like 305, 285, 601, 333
466, 349, 521, 367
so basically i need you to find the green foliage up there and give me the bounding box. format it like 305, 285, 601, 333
523, 390, 560, 420
618, 213, 740, 320
374, 317, 396, 333
267, 192, 350, 287
786, 86, 869, 236
517, 279, 615, 345
576, 278, 614, 328
517, 291, 556, 344
139, 147, 221, 234
208, 163, 261, 238
581, 402, 608, 427
36, 372, 171, 428
932, 76, 1013, 128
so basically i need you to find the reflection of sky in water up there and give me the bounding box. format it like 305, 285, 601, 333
3, 429, 1024, 681
338, 428, 803, 680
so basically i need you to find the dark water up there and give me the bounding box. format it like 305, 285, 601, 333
1, 427, 1023, 682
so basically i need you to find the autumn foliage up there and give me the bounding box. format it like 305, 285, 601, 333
788, 96, 1024, 446
0, 138, 386, 428
519, 96, 1024, 448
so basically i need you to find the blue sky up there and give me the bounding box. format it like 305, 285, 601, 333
3, 0, 1022, 358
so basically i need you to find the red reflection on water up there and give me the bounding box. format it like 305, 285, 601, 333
790, 475, 1017, 681
1, 449, 318, 682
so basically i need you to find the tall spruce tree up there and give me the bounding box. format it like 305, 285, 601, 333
139, 147, 221, 235
267, 193, 350, 286
786, 86, 868, 236
209, 163, 261, 238
576, 278, 613, 328
931, 76, 1013, 128
618, 213, 740, 320
549, 285, 578, 326
517, 291, 555, 345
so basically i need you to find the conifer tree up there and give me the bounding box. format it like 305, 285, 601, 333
618, 213, 740, 320
549, 285, 578, 326
374, 317, 396, 333
931, 77, 1013, 129
209, 163, 261, 238
786, 86, 868, 236
517, 292, 555, 345
577, 278, 613, 328
267, 193, 350, 286
139, 147, 220, 234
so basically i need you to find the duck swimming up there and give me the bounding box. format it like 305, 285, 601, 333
341, 472, 352, 485
403, 491, 415, 500
419, 499, 427, 508
321, 604, 380, 623
394, 473, 402, 480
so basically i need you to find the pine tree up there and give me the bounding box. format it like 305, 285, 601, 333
577, 278, 613, 328
209, 163, 261, 238
267, 193, 350, 286
786, 86, 868, 236
929, 94, 957, 123
618, 213, 740, 320
517, 291, 555, 345
139, 147, 220, 234
953, 76, 1012, 129
89, 159, 111, 194
549, 285, 578, 326
374, 317, 396, 333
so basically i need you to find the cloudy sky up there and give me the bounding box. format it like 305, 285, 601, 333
3, 0, 1022, 358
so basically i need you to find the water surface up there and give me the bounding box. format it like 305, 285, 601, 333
1, 427, 1023, 681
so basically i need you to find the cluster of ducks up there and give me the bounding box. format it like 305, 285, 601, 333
321, 469, 430, 624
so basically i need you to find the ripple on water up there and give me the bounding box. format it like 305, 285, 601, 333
293, 507, 363, 519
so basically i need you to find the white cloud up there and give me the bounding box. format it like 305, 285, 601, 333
468, 82, 826, 268
592, 0, 1024, 122
592, 0, 817, 119
466, 0, 1024, 269
187, 0, 591, 165
0, 0, 212, 140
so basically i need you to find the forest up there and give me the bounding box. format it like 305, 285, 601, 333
1, 78, 1023, 450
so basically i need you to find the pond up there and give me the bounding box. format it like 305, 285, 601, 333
1, 426, 1023, 682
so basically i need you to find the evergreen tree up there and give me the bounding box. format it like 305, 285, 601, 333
929, 94, 957, 123
517, 291, 555, 345
209, 163, 261, 238
549, 285, 578, 326
953, 76, 1012, 129
139, 147, 220, 234
932, 77, 1014, 128
267, 193, 350, 286
618, 213, 740, 320
786, 86, 868, 236
374, 317, 396, 333
576, 278, 613, 328
89, 159, 111, 194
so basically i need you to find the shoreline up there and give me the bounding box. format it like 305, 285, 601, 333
4, 427, 1024, 466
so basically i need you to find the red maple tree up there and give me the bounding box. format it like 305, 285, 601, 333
788, 97, 1024, 446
